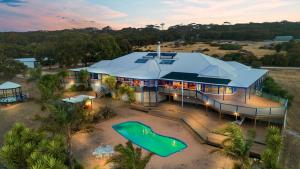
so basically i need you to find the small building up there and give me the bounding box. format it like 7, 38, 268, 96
0, 81, 26, 104
62, 95, 95, 110
14, 58, 38, 68
273, 36, 294, 43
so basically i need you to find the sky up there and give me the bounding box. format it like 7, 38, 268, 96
0, 0, 300, 32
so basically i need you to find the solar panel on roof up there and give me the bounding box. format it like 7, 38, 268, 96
147, 53, 158, 57
159, 60, 175, 64
135, 58, 148, 63
161, 53, 177, 57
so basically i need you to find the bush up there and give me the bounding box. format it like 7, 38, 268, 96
203, 48, 210, 52
69, 84, 92, 91
261, 54, 289, 66
117, 83, 136, 103
100, 106, 116, 120
219, 44, 242, 50
262, 76, 294, 106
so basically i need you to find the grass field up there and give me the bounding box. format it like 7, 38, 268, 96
135, 41, 276, 58
268, 68, 300, 169
268, 69, 300, 131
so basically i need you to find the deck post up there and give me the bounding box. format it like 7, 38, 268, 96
168, 81, 171, 102
219, 105, 222, 120
141, 81, 144, 105
254, 118, 257, 128
244, 88, 247, 103
155, 80, 158, 104
249, 87, 251, 99
100, 74, 102, 87
222, 86, 225, 100
181, 80, 184, 107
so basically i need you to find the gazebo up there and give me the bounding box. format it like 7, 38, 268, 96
0, 81, 25, 104
62, 95, 95, 110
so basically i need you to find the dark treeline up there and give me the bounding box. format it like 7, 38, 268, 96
1, 21, 300, 67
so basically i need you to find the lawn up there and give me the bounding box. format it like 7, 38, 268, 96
268, 68, 300, 169
135, 41, 275, 58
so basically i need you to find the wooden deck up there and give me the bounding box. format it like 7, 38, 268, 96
158, 87, 286, 119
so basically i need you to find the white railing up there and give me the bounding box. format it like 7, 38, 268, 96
158, 87, 287, 118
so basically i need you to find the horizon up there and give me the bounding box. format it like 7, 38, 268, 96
0, 0, 300, 32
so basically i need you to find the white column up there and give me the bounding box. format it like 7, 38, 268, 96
181, 80, 184, 107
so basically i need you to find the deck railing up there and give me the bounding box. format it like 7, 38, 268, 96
158, 86, 287, 118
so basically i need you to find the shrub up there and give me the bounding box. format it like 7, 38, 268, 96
202, 48, 210, 52
69, 84, 92, 92
219, 44, 242, 50
262, 76, 294, 106
100, 106, 116, 120
117, 83, 136, 103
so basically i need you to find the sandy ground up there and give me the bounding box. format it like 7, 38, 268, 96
72, 107, 233, 169
0, 101, 44, 144
135, 41, 275, 58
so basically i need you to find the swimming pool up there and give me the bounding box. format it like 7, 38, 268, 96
112, 121, 187, 157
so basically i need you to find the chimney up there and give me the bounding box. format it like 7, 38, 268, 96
157, 41, 161, 58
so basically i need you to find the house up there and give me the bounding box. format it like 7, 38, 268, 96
14, 58, 38, 68
67, 43, 287, 120
273, 36, 294, 43
68, 43, 267, 102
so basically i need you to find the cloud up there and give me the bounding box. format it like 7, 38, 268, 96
157, 0, 300, 26
0, 0, 300, 31
0, 0, 127, 31
0, 0, 25, 7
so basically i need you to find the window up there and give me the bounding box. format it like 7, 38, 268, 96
159, 60, 175, 64
91, 73, 98, 80
135, 58, 148, 63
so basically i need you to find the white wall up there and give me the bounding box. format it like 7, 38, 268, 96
22, 61, 35, 68
134, 92, 166, 103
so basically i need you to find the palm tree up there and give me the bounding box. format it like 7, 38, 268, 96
106, 141, 153, 169
211, 123, 255, 169
261, 126, 282, 169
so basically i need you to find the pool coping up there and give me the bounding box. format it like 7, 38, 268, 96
112, 121, 188, 157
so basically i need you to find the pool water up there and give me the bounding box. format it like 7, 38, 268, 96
112, 121, 187, 157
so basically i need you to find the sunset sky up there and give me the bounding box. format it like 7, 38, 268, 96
0, 0, 300, 32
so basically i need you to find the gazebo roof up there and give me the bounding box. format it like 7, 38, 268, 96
0, 81, 21, 90
62, 95, 95, 104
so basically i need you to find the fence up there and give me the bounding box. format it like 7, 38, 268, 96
255, 90, 288, 105
158, 87, 287, 118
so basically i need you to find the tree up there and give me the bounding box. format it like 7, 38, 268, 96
261, 126, 282, 169
27, 66, 42, 82
106, 141, 153, 169
211, 123, 255, 169
78, 69, 90, 88
46, 103, 84, 169
0, 53, 27, 80
0, 123, 68, 169
0, 123, 42, 169
37, 74, 62, 109
103, 75, 117, 94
